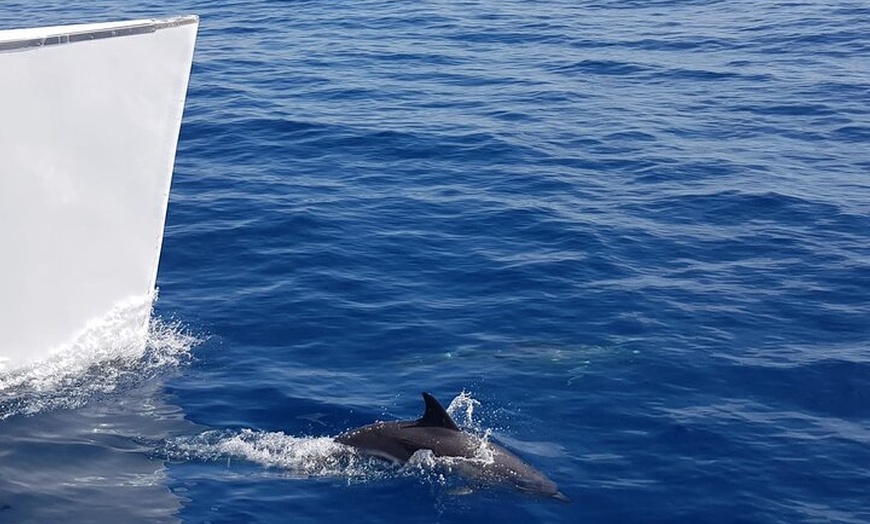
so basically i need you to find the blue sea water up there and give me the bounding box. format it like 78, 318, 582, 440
2, 1, 870, 522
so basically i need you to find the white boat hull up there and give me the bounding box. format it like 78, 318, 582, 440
0, 16, 198, 372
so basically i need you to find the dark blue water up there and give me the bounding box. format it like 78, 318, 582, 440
2, 1, 869, 523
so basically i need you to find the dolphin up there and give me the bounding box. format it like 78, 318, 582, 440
335, 392, 570, 502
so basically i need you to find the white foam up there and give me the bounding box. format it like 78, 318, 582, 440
0, 295, 200, 420
163, 429, 390, 481
2, 294, 153, 392
446, 390, 481, 428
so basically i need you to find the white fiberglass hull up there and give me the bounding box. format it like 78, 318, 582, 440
0, 16, 198, 372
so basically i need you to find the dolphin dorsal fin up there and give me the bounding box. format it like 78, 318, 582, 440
416, 392, 460, 431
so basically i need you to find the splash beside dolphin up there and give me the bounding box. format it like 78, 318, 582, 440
335, 392, 570, 502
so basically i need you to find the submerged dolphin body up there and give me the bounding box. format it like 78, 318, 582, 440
335, 392, 570, 502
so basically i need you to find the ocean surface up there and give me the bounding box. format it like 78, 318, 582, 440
2, 1, 869, 522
